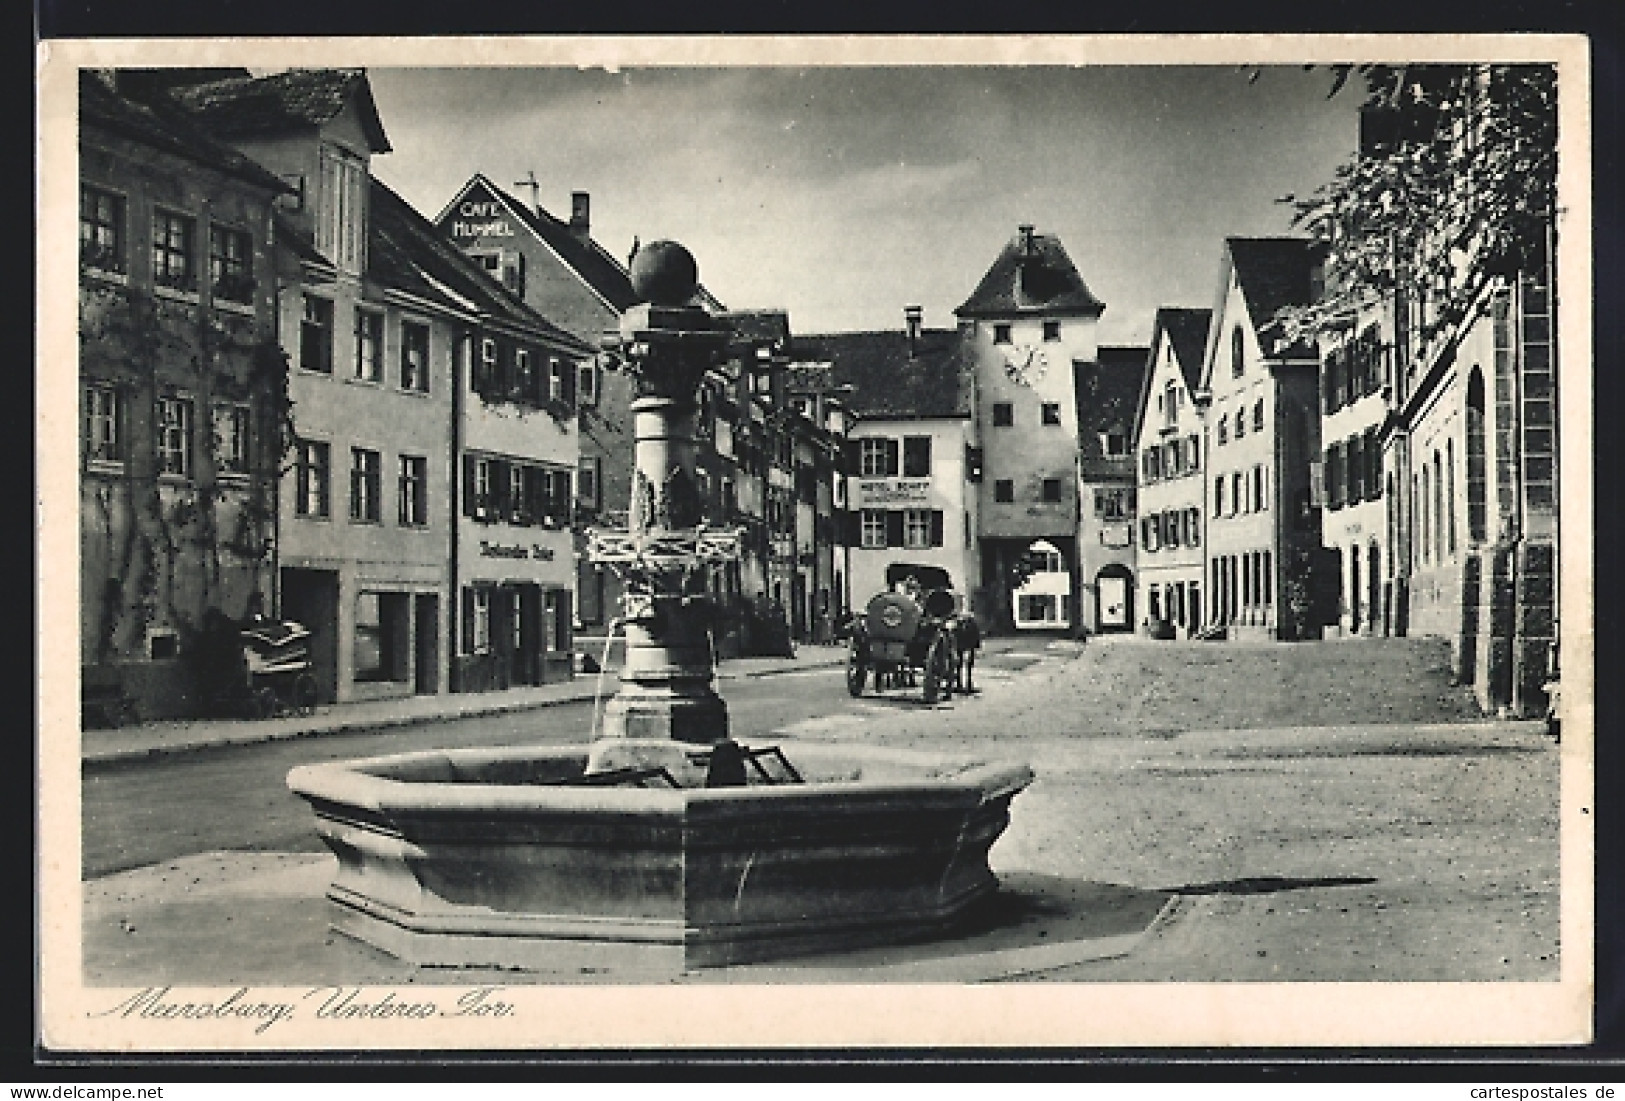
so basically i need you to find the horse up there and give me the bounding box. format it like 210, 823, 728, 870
948, 613, 981, 693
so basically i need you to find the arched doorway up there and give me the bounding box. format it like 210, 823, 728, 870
1013, 539, 1071, 631
1095, 563, 1134, 633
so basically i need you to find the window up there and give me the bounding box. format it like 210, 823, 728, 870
860, 509, 887, 548
509, 463, 529, 523
548, 358, 567, 404
860, 437, 898, 477
1163, 440, 1180, 477
151, 209, 196, 292
1326, 441, 1345, 510
398, 455, 427, 526
213, 403, 250, 476
301, 296, 334, 374
350, 448, 381, 522
84, 385, 122, 464
80, 186, 125, 272
1042, 478, 1062, 503
1163, 511, 1180, 549
1347, 434, 1365, 502
1234, 408, 1246, 439
1217, 415, 1229, 446
577, 361, 598, 407
471, 457, 493, 518
475, 338, 498, 393
1142, 516, 1159, 552
577, 455, 600, 510
1364, 428, 1383, 503
1446, 439, 1457, 555
1041, 402, 1061, 426
1187, 507, 1202, 547
1232, 471, 1244, 515
156, 397, 193, 477
466, 587, 492, 655
1100, 431, 1127, 457
296, 440, 330, 517
1043, 320, 1061, 342
1252, 465, 1266, 512
992, 402, 1014, 427
903, 509, 932, 549
353, 309, 383, 382
316, 144, 367, 274
400, 322, 430, 392
1186, 434, 1201, 471
992, 323, 1012, 345
994, 479, 1014, 503
1214, 476, 1225, 516
1252, 399, 1265, 434
208, 224, 253, 303
902, 435, 932, 477
1095, 487, 1134, 520
1231, 325, 1245, 378
1145, 447, 1162, 482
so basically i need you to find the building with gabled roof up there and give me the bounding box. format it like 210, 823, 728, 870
1198, 237, 1326, 641
1074, 343, 1151, 633
793, 311, 981, 615
175, 67, 590, 701
78, 71, 292, 720
1131, 307, 1213, 637
431, 174, 725, 638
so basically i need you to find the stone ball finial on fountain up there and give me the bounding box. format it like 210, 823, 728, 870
629, 240, 699, 307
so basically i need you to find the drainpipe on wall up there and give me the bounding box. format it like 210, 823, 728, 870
449, 327, 466, 690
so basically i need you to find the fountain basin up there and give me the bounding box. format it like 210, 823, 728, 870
286, 741, 1032, 972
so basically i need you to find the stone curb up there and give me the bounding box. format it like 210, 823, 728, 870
80, 654, 849, 766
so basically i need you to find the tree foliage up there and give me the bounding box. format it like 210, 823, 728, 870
1273, 64, 1557, 345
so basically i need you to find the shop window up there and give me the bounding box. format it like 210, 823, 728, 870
151, 209, 196, 293
301, 296, 334, 374
400, 321, 430, 393
208, 224, 253, 304
398, 455, 427, 527
156, 396, 193, 478
84, 385, 122, 465
80, 186, 125, 272
354, 309, 383, 382
350, 448, 382, 523
296, 440, 330, 517
213, 403, 250, 477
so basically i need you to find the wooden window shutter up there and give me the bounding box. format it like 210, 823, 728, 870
462, 454, 477, 518
492, 459, 511, 516
461, 588, 474, 655
884, 510, 904, 548
929, 510, 945, 548
884, 439, 900, 477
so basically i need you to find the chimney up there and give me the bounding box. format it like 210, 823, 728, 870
1018, 224, 1036, 256
570, 191, 591, 241
904, 304, 923, 352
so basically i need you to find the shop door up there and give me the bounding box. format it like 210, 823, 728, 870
414, 594, 438, 694
514, 586, 542, 686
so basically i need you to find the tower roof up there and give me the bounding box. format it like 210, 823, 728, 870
955, 227, 1105, 318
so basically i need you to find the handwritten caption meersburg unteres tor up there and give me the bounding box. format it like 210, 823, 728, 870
90, 986, 515, 1035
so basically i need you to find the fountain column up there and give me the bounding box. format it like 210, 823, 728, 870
590, 241, 736, 755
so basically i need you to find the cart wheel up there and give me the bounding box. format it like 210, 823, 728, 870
293, 673, 319, 715
253, 686, 280, 720
846, 650, 868, 698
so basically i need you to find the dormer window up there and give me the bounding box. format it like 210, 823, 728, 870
316, 144, 367, 274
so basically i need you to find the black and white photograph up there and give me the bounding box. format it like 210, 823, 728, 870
37, 34, 1593, 1051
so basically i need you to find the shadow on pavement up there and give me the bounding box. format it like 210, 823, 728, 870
1159, 874, 1378, 896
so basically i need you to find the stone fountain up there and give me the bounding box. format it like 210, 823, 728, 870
287, 242, 1033, 973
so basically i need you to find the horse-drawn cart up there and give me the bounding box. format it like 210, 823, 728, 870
844, 563, 979, 704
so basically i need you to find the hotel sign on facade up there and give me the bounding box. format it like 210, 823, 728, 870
854, 478, 933, 507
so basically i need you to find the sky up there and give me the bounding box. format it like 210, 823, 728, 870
365, 65, 1362, 346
